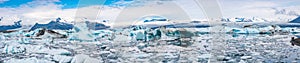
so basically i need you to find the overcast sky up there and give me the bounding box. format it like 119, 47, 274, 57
0, 0, 300, 25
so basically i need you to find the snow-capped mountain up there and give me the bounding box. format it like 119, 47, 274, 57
0, 20, 22, 31
133, 16, 173, 25
290, 16, 300, 23
220, 17, 268, 22
30, 18, 74, 31
273, 8, 300, 16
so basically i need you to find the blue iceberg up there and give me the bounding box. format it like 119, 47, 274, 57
85, 21, 110, 30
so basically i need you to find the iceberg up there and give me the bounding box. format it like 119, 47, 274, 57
2, 44, 26, 54
68, 22, 96, 41
0, 35, 5, 41
47, 49, 72, 55
130, 28, 163, 41
113, 35, 131, 42
4, 58, 53, 63
18, 38, 32, 44
92, 30, 115, 40
71, 54, 102, 63
2, 43, 71, 55
24, 28, 67, 38
135, 30, 146, 41
53, 55, 73, 63
226, 25, 285, 34
173, 28, 195, 38
85, 21, 110, 30
230, 28, 265, 34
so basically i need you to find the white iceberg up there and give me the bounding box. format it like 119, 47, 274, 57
4, 57, 53, 63
71, 54, 102, 63
69, 23, 96, 41
2, 43, 71, 55
2, 44, 25, 54
18, 38, 31, 44
53, 55, 73, 63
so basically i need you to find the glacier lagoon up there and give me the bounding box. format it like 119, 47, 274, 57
1, 17, 300, 63
1, 26, 300, 63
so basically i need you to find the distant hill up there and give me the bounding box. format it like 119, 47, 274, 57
29, 18, 74, 31
30, 18, 110, 31
0, 20, 22, 31
289, 16, 300, 23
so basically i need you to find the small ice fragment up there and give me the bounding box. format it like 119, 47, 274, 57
2, 44, 25, 54
53, 55, 73, 63
240, 56, 252, 59
71, 54, 102, 63
5, 57, 53, 63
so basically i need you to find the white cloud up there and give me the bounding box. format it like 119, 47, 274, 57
0, 0, 193, 26
1, 0, 300, 25
218, 0, 300, 22
0, 0, 9, 3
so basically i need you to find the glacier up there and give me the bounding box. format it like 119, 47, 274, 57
2, 16, 300, 63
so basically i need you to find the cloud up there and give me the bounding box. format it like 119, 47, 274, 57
217, 0, 300, 22
0, 0, 194, 26
0, 0, 65, 25
0, 0, 9, 3
1, 0, 300, 25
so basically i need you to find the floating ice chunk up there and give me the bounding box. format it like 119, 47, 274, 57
71, 54, 102, 63
137, 43, 147, 49
258, 26, 274, 32
18, 38, 31, 44
0, 35, 5, 41
135, 30, 146, 41
240, 56, 252, 59
198, 54, 211, 58
194, 28, 210, 34
47, 49, 72, 55
216, 56, 226, 61
2, 44, 71, 55
231, 28, 260, 34
134, 53, 151, 59
239, 60, 246, 63
92, 30, 115, 40
4, 57, 53, 63
173, 28, 195, 38
99, 51, 111, 57
162, 53, 179, 62
245, 28, 260, 33
93, 30, 113, 36
113, 35, 131, 42
24, 32, 33, 37
69, 23, 96, 41
24, 28, 43, 37
2, 44, 25, 54
53, 55, 73, 63
107, 54, 118, 59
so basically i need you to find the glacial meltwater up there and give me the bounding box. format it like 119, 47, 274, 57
1, 33, 299, 63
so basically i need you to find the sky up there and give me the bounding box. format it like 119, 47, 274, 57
0, 0, 300, 26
